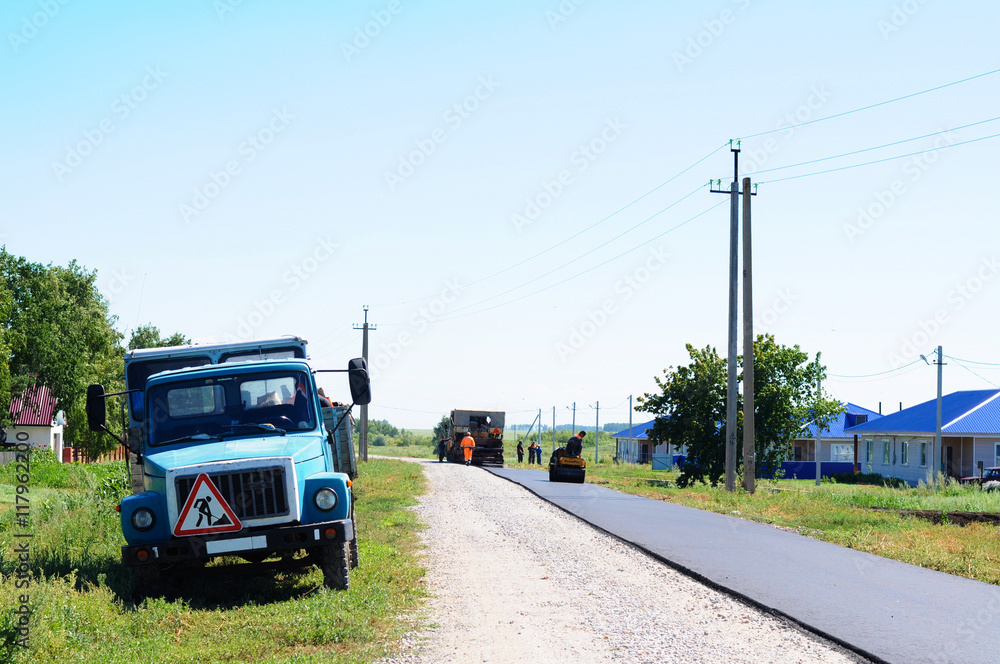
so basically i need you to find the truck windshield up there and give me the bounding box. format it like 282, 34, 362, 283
147, 370, 317, 446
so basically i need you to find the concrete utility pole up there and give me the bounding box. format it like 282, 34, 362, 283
712, 142, 741, 492
815, 421, 823, 487
933, 346, 944, 483
628, 394, 633, 465
353, 306, 376, 462
594, 400, 600, 463
552, 406, 556, 457
712, 147, 758, 492
571, 402, 576, 433
742, 176, 756, 493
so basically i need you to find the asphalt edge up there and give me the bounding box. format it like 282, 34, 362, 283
484, 467, 887, 664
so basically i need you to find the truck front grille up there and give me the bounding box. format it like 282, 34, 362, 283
175, 467, 289, 520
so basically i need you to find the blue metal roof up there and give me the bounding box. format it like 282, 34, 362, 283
846, 390, 1000, 435
611, 420, 656, 439
804, 402, 883, 438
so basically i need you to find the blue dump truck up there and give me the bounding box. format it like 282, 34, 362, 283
86, 337, 370, 595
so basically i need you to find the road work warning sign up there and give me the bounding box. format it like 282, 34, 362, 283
173, 473, 243, 537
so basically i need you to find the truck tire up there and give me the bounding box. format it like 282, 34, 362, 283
319, 542, 351, 590
349, 502, 359, 569
350, 536, 360, 569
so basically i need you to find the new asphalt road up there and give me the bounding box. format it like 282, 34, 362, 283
488, 467, 999, 664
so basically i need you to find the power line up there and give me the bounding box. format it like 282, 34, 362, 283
746, 116, 1000, 177
431, 199, 726, 323
948, 357, 1000, 389
739, 67, 1000, 141
944, 354, 1000, 367
372, 143, 727, 308
758, 132, 1000, 185
828, 358, 923, 379
380, 183, 706, 325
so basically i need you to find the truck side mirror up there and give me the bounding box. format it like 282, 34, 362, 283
86, 384, 107, 432
348, 358, 371, 406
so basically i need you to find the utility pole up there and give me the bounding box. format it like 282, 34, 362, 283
712, 142, 741, 492
933, 346, 944, 484
742, 176, 756, 493
712, 145, 758, 492
920, 347, 946, 484
353, 306, 376, 462
571, 402, 576, 433
594, 401, 599, 463
552, 406, 556, 457
815, 418, 822, 487
628, 394, 633, 465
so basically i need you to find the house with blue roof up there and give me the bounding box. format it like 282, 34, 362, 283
781, 403, 884, 480
610, 403, 884, 475
845, 389, 1000, 485
610, 420, 685, 468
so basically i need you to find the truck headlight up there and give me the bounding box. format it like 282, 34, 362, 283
314, 487, 338, 511
131, 508, 155, 531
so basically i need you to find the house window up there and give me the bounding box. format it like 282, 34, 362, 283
900, 441, 909, 466
920, 442, 928, 467
995, 443, 1000, 467
865, 439, 873, 463
855, 414, 868, 425
883, 440, 891, 465
830, 444, 853, 462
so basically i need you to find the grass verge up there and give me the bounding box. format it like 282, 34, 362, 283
0, 454, 426, 663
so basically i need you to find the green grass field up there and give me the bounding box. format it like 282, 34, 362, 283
0, 453, 427, 663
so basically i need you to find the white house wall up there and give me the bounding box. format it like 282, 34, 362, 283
5, 425, 64, 461
975, 437, 1000, 468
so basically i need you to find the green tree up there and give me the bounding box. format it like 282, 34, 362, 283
752, 334, 842, 479
432, 415, 450, 442
128, 324, 189, 350
637, 344, 726, 487
368, 419, 399, 438
0, 249, 123, 456
637, 334, 842, 488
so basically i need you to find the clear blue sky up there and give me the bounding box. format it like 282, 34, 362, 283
2, 1, 998, 429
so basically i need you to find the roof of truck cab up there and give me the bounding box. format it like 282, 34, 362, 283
124, 336, 307, 361
144, 358, 314, 384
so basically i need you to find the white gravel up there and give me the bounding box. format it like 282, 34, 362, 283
379, 459, 869, 664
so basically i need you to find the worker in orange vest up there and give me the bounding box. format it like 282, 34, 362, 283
461, 432, 476, 466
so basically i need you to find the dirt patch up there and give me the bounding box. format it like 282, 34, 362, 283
866, 507, 1000, 526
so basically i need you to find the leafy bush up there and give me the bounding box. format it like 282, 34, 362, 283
372, 435, 387, 447
829, 472, 908, 489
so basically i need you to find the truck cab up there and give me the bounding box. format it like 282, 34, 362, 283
88, 337, 369, 593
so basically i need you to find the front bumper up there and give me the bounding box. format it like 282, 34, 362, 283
122, 519, 353, 567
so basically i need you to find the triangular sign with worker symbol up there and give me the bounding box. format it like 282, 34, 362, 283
173, 473, 243, 537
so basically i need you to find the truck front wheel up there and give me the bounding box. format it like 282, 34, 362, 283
318, 542, 351, 590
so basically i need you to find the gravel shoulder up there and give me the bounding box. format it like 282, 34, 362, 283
382, 459, 870, 664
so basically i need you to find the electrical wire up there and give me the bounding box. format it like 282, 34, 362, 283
828, 358, 924, 378
944, 355, 1000, 367
746, 116, 1000, 177
738, 67, 1000, 141
371, 143, 727, 308
431, 199, 726, 323
948, 357, 1000, 389
758, 132, 1000, 184
378, 182, 706, 325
